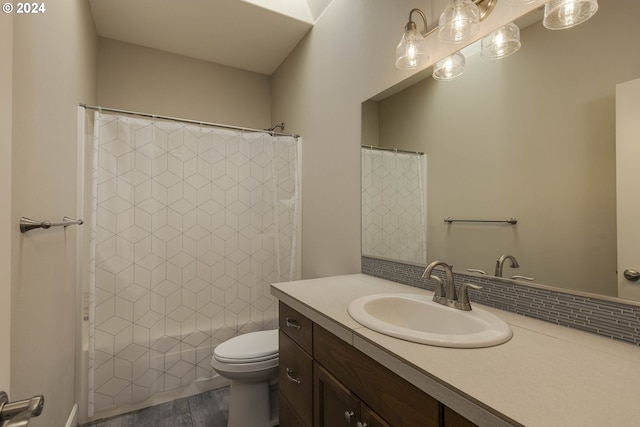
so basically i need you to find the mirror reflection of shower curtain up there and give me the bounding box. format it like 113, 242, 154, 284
86, 112, 300, 415
361, 148, 426, 264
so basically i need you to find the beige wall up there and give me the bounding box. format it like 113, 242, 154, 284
0, 12, 12, 394
1, 0, 547, 422
11, 2, 97, 426
271, 0, 544, 279
97, 38, 272, 128
361, 101, 379, 150
374, 1, 637, 296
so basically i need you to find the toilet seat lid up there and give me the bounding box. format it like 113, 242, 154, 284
214, 329, 278, 363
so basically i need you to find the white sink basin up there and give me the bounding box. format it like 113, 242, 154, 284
348, 293, 512, 348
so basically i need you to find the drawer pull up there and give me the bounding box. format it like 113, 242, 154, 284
285, 317, 301, 330
344, 410, 355, 423
356, 423, 368, 427
285, 368, 301, 385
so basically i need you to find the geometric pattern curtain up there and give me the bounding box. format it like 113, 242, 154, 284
361, 148, 426, 264
87, 112, 301, 415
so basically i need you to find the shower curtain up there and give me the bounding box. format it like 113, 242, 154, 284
86, 111, 300, 415
361, 148, 426, 264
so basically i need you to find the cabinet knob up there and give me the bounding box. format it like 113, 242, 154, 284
344, 410, 355, 423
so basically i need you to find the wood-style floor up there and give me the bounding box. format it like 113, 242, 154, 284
81, 387, 230, 427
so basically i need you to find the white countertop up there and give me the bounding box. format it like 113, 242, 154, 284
271, 274, 640, 427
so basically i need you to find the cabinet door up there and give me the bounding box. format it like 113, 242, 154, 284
360, 403, 391, 427
314, 363, 361, 427
314, 325, 440, 427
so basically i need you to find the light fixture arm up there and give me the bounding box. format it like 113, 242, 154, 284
407, 1, 495, 39
407, 8, 436, 37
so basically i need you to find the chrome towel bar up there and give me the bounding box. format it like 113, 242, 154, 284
20, 216, 84, 233
444, 217, 517, 225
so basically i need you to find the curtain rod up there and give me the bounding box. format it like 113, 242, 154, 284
79, 104, 300, 139
361, 145, 424, 155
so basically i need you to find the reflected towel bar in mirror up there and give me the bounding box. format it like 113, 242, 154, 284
20, 216, 84, 233
444, 217, 517, 225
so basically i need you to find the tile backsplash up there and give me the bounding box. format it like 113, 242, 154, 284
362, 256, 640, 346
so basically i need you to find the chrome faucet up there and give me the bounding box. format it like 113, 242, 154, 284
494, 254, 519, 277
422, 261, 481, 311
422, 260, 456, 301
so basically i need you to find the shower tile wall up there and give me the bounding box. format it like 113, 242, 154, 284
89, 113, 299, 414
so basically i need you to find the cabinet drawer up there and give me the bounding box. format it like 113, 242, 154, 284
314, 325, 440, 427
279, 331, 313, 426
444, 406, 478, 427
279, 395, 308, 427
279, 302, 313, 353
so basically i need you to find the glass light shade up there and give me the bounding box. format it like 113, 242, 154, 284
543, 0, 598, 30
433, 52, 465, 80
481, 22, 521, 59
438, 0, 480, 44
504, 0, 537, 5
395, 28, 427, 69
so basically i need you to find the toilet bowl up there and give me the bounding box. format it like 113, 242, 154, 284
212, 329, 279, 427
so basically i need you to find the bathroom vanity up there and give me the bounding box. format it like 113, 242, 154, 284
279, 301, 472, 427
271, 274, 640, 426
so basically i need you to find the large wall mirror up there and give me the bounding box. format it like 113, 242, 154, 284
361, 0, 640, 301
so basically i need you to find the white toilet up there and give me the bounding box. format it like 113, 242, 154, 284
211, 329, 279, 427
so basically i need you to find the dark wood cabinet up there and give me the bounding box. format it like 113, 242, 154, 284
443, 406, 479, 427
279, 395, 308, 427
278, 301, 477, 427
279, 303, 314, 426
314, 363, 391, 427
279, 302, 313, 353
279, 331, 313, 426
313, 325, 439, 427
314, 363, 364, 426
361, 402, 392, 427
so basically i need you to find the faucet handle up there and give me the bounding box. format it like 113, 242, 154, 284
511, 275, 535, 281
456, 283, 482, 311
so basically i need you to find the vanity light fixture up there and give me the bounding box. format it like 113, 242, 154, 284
396, 8, 433, 69
503, 0, 537, 4
438, 0, 497, 44
481, 22, 521, 59
395, 1, 496, 70
543, 0, 598, 30
432, 52, 466, 80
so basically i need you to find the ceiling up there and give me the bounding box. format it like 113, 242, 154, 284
88, 0, 332, 75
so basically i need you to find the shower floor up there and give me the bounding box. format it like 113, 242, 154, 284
80, 387, 230, 427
